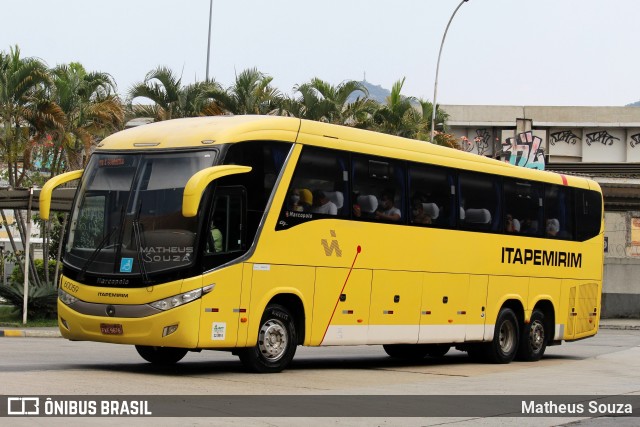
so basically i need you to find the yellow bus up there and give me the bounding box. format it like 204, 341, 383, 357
40, 115, 603, 372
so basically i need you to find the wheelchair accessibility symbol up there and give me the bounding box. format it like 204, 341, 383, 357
120, 258, 133, 273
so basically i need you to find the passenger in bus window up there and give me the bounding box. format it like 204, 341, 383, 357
311, 190, 337, 215
411, 196, 432, 224
352, 192, 361, 218
209, 220, 223, 253
289, 188, 312, 212
506, 214, 520, 233
375, 189, 401, 222
546, 218, 560, 237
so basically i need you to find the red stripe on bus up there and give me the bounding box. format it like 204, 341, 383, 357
321, 245, 361, 344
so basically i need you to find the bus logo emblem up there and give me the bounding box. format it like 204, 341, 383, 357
321, 230, 342, 257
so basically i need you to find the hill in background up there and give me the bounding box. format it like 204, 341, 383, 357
348, 81, 391, 104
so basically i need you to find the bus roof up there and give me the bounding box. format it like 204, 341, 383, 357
98, 115, 597, 191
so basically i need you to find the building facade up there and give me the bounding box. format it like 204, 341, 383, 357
444, 105, 640, 318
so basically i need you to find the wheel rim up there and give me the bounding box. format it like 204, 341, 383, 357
529, 320, 545, 353
258, 319, 288, 362
499, 319, 516, 354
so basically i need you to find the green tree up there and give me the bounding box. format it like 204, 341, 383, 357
51, 62, 124, 171
414, 98, 450, 144
214, 68, 282, 115
0, 45, 64, 187
129, 66, 182, 121
0, 46, 65, 289
373, 77, 420, 138
288, 78, 375, 126
372, 78, 451, 143
129, 66, 224, 120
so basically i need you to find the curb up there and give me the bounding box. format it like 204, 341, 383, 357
599, 324, 640, 331
0, 329, 61, 338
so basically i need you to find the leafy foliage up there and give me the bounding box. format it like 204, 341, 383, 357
0, 282, 58, 319
2, 259, 59, 318
9, 258, 59, 287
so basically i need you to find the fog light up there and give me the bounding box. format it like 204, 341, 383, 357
60, 317, 69, 330
163, 324, 179, 337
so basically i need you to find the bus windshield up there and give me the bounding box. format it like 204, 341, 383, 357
64, 150, 216, 280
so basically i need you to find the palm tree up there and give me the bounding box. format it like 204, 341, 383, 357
372, 78, 452, 143
410, 98, 451, 144
50, 62, 124, 170
0, 45, 65, 289
373, 77, 421, 138
213, 68, 282, 115
129, 66, 183, 121
129, 65, 224, 120
0, 45, 64, 187
289, 78, 375, 126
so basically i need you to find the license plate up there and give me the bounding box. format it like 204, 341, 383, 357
100, 323, 123, 335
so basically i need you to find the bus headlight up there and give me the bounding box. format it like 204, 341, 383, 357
148, 288, 204, 311
58, 289, 79, 306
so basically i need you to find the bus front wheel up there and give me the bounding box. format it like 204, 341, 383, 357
135, 345, 187, 365
516, 309, 547, 361
485, 307, 519, 364
238, 304, 297, 373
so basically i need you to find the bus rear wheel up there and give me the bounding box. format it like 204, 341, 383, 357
135, 345, 187, 365
485, 307, 519, 364
238, 304, 297, 373
383, 344, 429, 359
516, 309, 547, 361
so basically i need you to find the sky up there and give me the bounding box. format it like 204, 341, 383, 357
2, 0, 640, 107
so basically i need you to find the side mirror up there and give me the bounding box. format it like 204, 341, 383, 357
39, 170, 84, 220
182, 165, 252, 217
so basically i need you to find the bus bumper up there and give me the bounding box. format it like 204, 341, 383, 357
57, 299, 201, 348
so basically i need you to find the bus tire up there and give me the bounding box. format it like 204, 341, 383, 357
383, 344, 429, 359
425, 344, 451, 358
516, 309, 547, 362
485, 307, 519, 364
238, 304, 297, 373
135, 345, 187, 365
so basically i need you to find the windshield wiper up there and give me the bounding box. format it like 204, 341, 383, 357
132, 218, 152, 285
78, 226, 119, 281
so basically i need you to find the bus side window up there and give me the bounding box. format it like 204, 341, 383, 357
503, 179, 543, 237
408, 164, 454, 227
352, 156, 405, 224
458, 172, 500, 232
206, 190, 245, 255
276, 146, 348, 230
575, 189, 602, 241
544, 185, 574, 240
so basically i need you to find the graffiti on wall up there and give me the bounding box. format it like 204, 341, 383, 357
549, 130, 580, 146
460, 129, 491, 156
586, 130, 620, 146
630, 133, 640, 148
501, 131, 545, 170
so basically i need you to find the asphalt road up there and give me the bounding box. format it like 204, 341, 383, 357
1, 329, 639, 426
